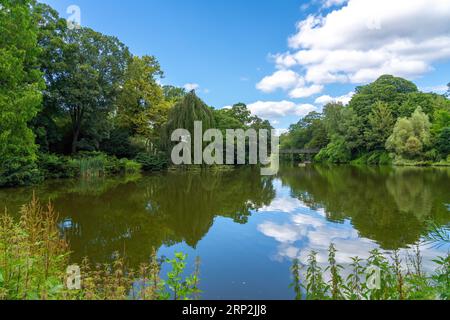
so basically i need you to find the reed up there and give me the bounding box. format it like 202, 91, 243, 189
0, 197, 201, 300
291, 243, 449, 300
78, 156, 107, 179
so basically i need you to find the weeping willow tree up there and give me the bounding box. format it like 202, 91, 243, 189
162, 91, 215, 152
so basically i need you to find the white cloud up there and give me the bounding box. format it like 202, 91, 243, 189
275, 128, 289, 136
421, 85, 448, 94
322, 0, 349, 8
256, 69, 325, 98
289, 84, 324, 98
247, 101, 317, 120
256, 70, 304, 93
259, 0, 450, 97
183, 83, 200, 91
314, 91, 355, 105
261, 197, 308, 213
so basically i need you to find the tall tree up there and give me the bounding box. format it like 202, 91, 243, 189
0, 0, 45, 186
163, 91, 215, 151
30, 2, 67, 152
365, 102, 395, 150
117, 55, 170, 150
50, 27, 131, 153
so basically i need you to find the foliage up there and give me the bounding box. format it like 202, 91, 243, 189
135, 152, 168, 171
71, 152, 143, 178
164, 91, 216, 141
365, 102, 395, 150
0, 0, 45, 187
291, 243, 449, 300
386, 107, 432, 159
46, 26, 131, 154
100, 126, 144, 159
38, 153, 78, 179
0, 196, 69, 299
165, 253, 201, 300
0, 197, 201, 300
117, 56, 170, 150
315, 137, 351, 164
282, 75, 450, 166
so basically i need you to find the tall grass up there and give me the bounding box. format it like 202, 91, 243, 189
291, 243, 449, 300
0, 196, 200, 300
77, 156, 107, 179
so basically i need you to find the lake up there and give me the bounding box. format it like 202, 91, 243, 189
0, 165, 449, 299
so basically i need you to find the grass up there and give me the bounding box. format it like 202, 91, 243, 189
291, 243, 449, 300
0, 196, 200, 300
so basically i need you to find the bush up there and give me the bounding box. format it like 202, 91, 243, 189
72, 152, 143, 177
351, 151, 392, 165
119, 159, 142, 174
315, 139, 351, 164
135, 152, 168, 171
38, 153, 78, 179
0, 157, 43, 188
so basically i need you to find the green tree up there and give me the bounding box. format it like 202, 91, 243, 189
386, 107, 432, 159
163, 85, 187, 105
365, 102, 395, 150
431, 109, 450, 157
49, 27, 131, 154
30, 2, 68, 152
117, 56, 170, 151
163, 91, 215, 150
0, 0, 45, 186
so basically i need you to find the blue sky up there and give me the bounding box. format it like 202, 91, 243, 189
40, 0, 450, 130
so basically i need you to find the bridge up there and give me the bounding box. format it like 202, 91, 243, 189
278, 148, 320, 162
278, 149, 320, 155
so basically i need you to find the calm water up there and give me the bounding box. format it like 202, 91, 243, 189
1, 165, 449, 299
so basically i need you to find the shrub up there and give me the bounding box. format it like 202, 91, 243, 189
315, 138, 351, 164
119, 159, 142, 174
38, 153, 78, 179
351, 151, 392, 165
0, 157, 43, 188
135, 152, 168, 171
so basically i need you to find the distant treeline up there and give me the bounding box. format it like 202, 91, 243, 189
281, 75, 450, 166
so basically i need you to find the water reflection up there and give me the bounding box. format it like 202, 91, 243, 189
278, 165, 450, 249
0, 165, 448, 298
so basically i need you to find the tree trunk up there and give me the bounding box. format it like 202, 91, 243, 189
72, 126, 80, 154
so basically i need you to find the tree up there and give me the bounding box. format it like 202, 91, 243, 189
436, 128, 450, 157
351, 75, 418, 119
323, 103, 344, 138
0, 0, 45, 186
163, 91, 215, 150
50, 27, 131, 154
117, 55, 170, 150
163, 85, 187, 105
386, 107, 432, 159
30, 2, 68, 152
365, 102, 395, 150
